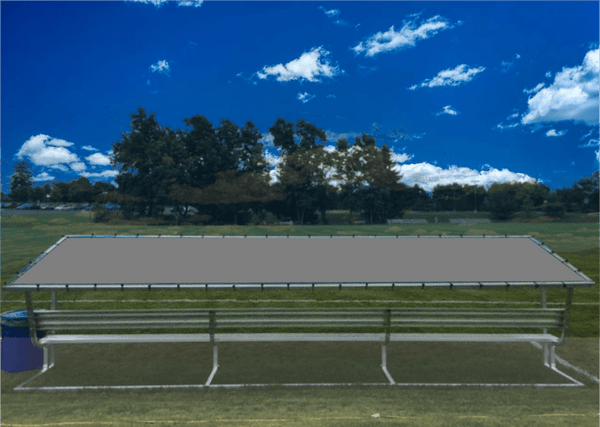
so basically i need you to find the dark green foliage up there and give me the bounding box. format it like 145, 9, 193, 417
542, 201, 567, 218
487, 183, 520, 219
9, 160, 34, 202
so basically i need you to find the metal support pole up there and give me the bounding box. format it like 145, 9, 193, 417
541, 288, 549, 366
205, 344, 219, 386
50, 291, 57, 368
380, 342, 396, 385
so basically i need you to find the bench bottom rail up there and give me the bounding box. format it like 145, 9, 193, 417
14, 341, 585, 392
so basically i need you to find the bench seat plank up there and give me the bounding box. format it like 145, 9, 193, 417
39, 334, 212, 345
38, 332, 559, 345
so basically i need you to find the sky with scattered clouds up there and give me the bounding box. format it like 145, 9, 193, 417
2, 1, 598, 193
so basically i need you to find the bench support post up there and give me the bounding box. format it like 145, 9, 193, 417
205, 344, 219, 386
50, 291, 57, 369
541, 288, 549, 367
380, 342, 396, 385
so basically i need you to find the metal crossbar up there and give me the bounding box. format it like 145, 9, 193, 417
31, 307, 565, 332
14, 297, 585, 391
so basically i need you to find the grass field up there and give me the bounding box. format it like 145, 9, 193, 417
1, 213, 598, 426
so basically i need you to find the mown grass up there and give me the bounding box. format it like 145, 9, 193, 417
1, 213, 598, 427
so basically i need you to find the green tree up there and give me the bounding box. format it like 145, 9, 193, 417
111, 107, 172, 217
9, 160, 34, 202
91, 181, 117, 201
68, 177, 94, 203
487, 182, 521, 220
29, 185, 47, 204
351, 141, 403, 223
50, 181, 70, 203
572, 172, 599, 212
269, 118, 332, 224
514, 181, 550, 216
432, 184, 465, 212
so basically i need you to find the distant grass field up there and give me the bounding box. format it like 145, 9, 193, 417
1, 213, 598, 427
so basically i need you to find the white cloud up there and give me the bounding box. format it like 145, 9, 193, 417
579, 138, 599, 148
397, 163, 537, 192
500, 53, 520, 73
324, 130, 361, 143
264, 150, 282, 167
32, 172, 55, 182
334, 20, 349, 26
318, 6, 340, 17
327, 94, 337, 98
260, 133, 275, 147
297, 92, 316, 103
545, 71, 552, 78
408, 132, 425, 140
86, 152, 112, 166
177, 0, 203, 7
82, 145, 98, 151
263, 149, 282, 184
81, 170, 119, 179
522, 48, 599, 126
15, 134, 86, 172
256, 47, 343, 83
150, 60, 170, 75
352, 15, 456, 57
130, 0, 167, 8
496, 123, 520, 130
357, 64, 378, 75
580, 128, 595, 140
392, 152, 414, 163
70, 162, 87, 172
437, 105, 459, 116
523, 83, 544, 94
545, 129, 567, 137
409, 64, 485, 90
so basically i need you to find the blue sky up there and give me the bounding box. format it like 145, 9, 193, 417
2, 0, 598, 194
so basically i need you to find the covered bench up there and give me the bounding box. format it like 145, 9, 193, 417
5, 234, 595, 390
21, 305, 573, 389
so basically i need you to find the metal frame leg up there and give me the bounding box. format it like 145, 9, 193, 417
380, 342, 396, 385
205, 343, 219, 386
541, 288, 549, 367
543, 343, 584, 386
50, 291, 57, 368
13, 346, 54, 391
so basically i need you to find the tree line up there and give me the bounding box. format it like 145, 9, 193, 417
6, 107, 599, 223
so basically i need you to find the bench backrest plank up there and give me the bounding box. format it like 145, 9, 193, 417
33, 308, 565, 332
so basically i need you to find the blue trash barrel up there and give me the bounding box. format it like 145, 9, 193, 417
1, 309, 47, 373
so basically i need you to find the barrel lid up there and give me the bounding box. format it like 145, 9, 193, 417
1, 309, 28, 322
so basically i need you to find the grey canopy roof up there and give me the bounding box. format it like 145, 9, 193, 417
5, 235, 594, 291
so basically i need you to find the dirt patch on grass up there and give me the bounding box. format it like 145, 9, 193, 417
255, 225, 294, 234
48, 218, 69, 225
201, 225, 249, 235
385, 226, 405, 233
4, 216, 38, 223
554, 233, 574, 238
576, 228, 599, 233
337, 230, 363, 235
463, 229, 498, 235
526, 232, 549, 239
428, 230, 450, 236
410, 229, 428, 235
